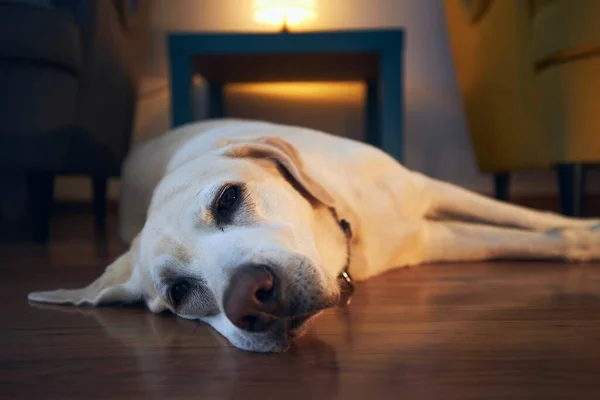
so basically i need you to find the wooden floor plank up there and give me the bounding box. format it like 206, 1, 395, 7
1, 210, 600, 399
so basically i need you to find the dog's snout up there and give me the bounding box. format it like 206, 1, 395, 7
224, 265, 282, 332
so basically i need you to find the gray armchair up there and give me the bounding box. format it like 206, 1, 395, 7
0, 0, 150, 242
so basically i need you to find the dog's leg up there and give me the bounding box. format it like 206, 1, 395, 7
421, 175, 600, 231
421, 220, 600, 264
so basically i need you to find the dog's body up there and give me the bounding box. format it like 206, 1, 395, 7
29, 119, 600, 352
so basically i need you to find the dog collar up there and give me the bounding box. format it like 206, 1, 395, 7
329, 208, 355, 306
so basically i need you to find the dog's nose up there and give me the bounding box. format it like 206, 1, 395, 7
223, 265, 282, 332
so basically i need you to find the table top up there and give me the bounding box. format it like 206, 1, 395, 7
169, 29, 404, 83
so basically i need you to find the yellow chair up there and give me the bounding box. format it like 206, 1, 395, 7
443, 0, 600, 216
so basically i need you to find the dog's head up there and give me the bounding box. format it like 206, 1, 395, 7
28, 137, 351, 352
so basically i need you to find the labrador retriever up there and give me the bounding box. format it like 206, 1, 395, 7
28, 119, 600, 352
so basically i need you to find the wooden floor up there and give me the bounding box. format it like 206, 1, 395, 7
2, 209, 600, 399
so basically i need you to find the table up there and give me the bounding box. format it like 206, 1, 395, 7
167, 29, 405, 161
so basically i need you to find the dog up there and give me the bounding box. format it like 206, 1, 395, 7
28, 119, 600, 352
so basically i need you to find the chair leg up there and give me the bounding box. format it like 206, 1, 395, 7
27, 172, 54, 243
556, 163, 586, 217
494, 173, 510, 201
92, 176, 107, 235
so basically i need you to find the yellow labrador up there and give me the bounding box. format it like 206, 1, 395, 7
28, 119, 600, 352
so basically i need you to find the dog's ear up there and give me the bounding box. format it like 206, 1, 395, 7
28, 236, 143, 307
217, 136, 336, 208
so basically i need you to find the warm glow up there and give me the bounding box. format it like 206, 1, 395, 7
253, 0, 317, 30
229, 82, 362, 105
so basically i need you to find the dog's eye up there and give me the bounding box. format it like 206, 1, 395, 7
216, 185, 240, 217
169, 280, 190, 305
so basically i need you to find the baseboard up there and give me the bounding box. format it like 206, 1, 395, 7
3, 195, 598, 243
53, 200, 120, 213
54, 194, 600, 217
511, 195, 600, 217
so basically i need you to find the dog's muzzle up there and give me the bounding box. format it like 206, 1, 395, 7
222, 209, 356, 333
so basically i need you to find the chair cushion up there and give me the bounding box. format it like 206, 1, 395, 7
532, 0, 600, 63
0, 2, 82, 74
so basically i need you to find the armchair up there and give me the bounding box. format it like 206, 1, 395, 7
0, 0, 150, 241
444, 0, 600, 216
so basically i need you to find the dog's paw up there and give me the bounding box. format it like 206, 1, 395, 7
558, 227, 600, 262
581, 220, 600, 231
558, 219, 600, 232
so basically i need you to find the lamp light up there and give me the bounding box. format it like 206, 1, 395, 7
253, 0, 317, 33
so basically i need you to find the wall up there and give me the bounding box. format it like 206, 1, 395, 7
54, 0, 599, 201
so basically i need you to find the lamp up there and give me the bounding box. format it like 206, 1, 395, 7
253, 0, 317, 33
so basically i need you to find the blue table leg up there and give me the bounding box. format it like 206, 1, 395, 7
379, 50, 404, 162
169, 51, 193, 128
208, 83, 225, 119
365, 79, 381, 148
